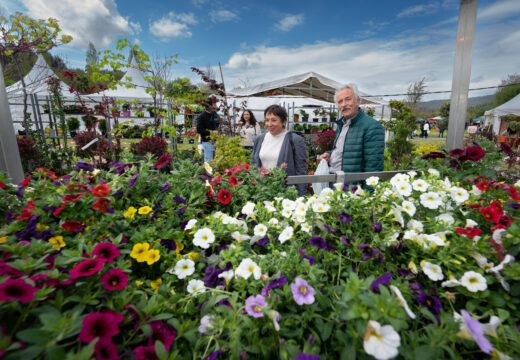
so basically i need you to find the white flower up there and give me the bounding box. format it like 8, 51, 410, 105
420, 192, 442, 209
389, 206, 405, 227
242, 202, 256, 216
407, 170, 417, 179
423, 233, 446, 248
454, 311, 502, 340
390, 173, 410, 188
320, 187, 334, 198
268, 218, 279, 227
193, 228, 215, 249
212, 211, 224, 219
293, 203, 308, 216
198, 314, 214, 335
492, 229, 506, 244
312, 201, 330, 213
396, 183, 412, 197
422, 262, 444, 281
441, 279, 462, 287
333, 182, 344, 191
403, 229, 419, 241
435, 213, 455, 226
187, 279, 205, 294
428, 168, 440, 177
184, 219, 197, 230
470, 185, 483, 196
401, 200, 416, 217
466, 218, 478, 228
263, 201, 276, 213
173, 259, 195, 279
450, 187, 469, 204
254, 224, 268, 237
407, 220, 424, 233
363, 320, 401, 360
281, 199, 296, 211
301, 223, 311, 233
235, 258, 261, 280
460, 271, 487, 292
218, 269, 234, 283
268, 310, 282, 331
222, 215, 237, 225
281, 209, 293, 218
204, 162, 213, 175
365, 176, 379, 187
231, 231, 250, 243
411, 179, 429, 192
279, 226, 293, 243
390, 285, 416, 319
386, 231, 400, 245
293, 214, 306, 223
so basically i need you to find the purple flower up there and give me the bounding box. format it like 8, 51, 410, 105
203, 349, 225, 360
262, 275, 287, 297
358, 243, 379, 261
180, 220, 189, 230
6, 210, 14, 223
77, 162, 94, 172
173, 196, 186, 204
177, 206, 187, 215
341, 235, 353, 246
128, 173, 139, 187
309, 237, 327, 249
370, 272, 391, 294
113, 189, 124, 198
339, 211, 352, 223
506, 202, 520, 209
36, 229, 54, 241
416, 290, 442, 314
323, 224, 336, 234
160, 184, 170, 193
461, 310, 493, 354
256, 236, 269, 246
160, 239, 176, 253
16, 186, 24, 201
290, 277, 316, 306
397, 268, 411, 277
54, 181, 61, 186
449, 159, 462, 170
342, 182, 350, 191
371, 222, 382, 233
245, 295, 267, 318
351, 185, 358, 193
294, 354, 321, 360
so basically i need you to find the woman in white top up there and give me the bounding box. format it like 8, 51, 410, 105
238, 110, 261, 150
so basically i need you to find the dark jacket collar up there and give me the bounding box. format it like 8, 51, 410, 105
335, 107, 365, 127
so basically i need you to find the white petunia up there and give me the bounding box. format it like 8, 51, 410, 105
385, 231, 400, 245
281, 199, 296, 211
301, 223, 311, 233
441, 279, 462, 287
390, 285, 416, 319
363, 320, 401, 360
450, 187, 469, 204
293, 203, 308, 216
235, 258, 261, 280
263, 201, 276, 213
293, 214, 307, 223
218, 269, 234, 283
222, 216, 238, 225
390, 173, 410, 188
365, 176, 379, 187
198, 314, 215, 335
279, 226, 294, 243
204, 162, 213, 175
422, 261, 444, 281
460, 271, 487, 292
428, 168, 440, 177
254, 224, 268, 237
231, 231, 250, 243
401, 200, 416, 217
411, 179, 429, 192
187, 279, 206, 294
407, 220, 424, 233
173, 259, 195, 279
403, 229, 419, 241
407, 170, 417, 179
420, 192, 443, 209
492, 229, 506, 244
333, 182, 344, 191
184, 219, 197, 230
212, 211, 224, 219
466, 218, 478, 228
435, 213, 455, 226
312, 201, 330, 213
193, 228, 215, 249
396, 183, 412, 197
320, 187, 334, 198
470, 185, 483, 196
281, 209, 293, 218
242, 202, 256, 216
268, 218, 279, 227
389, 206, 405, 227
423, 233, 446, 248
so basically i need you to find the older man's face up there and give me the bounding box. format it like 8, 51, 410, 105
336, 88, 360, 120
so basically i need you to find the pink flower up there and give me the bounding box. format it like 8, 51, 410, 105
0, 278, 38, 303
70, 258, 104, 280
148, 320, 177, 351
79, 311, 122, 343
92, 243, 121, 263
133, 345, 158, 360
94, 337, 120, 360
101, 269, 128, 291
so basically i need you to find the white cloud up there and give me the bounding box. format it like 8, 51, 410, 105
276, 14, 304, 32
209, 9, 238, 23
191, 0, 208, 7
478, 0, 520, 21
20, 0, 139, 49
397, 0, 453, 18
149, 12, 197, 41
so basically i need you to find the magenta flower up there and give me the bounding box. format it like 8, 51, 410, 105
461, 310, 493, 354
449, 148, 467, 159
94, 337, 120, 360
465, 146, 486, 162
70, 258, 104, 280
79, 311, 122, 343
101, 269, 129, 291
0, 278, 38, 303
290, 277, 316, 306
133, 345, 158, 360
245, 294, 267, 318
92, 243, 121, 263
148, 320, 177, 351
294, 354, 322, 360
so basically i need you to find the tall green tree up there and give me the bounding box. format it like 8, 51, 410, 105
494, 74, 520, 107
85, 41, 98, 71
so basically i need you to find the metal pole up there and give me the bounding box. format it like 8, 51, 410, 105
0, 62, 25, 183
447, 0, 478, 149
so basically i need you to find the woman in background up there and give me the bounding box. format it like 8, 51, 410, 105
251, 105, 307, 195
238, 110, 261, 150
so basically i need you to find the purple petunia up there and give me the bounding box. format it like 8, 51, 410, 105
256, 235, 269, 246
77, 162, 94, 172
416, 290, 442, 315
371, 222, 382, 233
177, 206, 188, 215
245, 294, 267, 318
160, 184, 170, 193
358, 243, 379, 261
128, 173, 139, 187
160, 239, 177, 253
294, 353, 321, 360
290, 277, 316, 306
261, 275, 287, 297
370, 272, 391, 294
203, 349, 225, 360
461, 310, 493, 354
309, 236, 327, 249
173, 196, 186, 204
339, 211, 353, 223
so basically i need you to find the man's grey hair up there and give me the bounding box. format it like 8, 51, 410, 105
335, 83, 360, 101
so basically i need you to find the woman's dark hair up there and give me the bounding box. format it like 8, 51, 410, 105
240, 109, 257, 126
264, 105, 287, 124
203, 96, 217, 110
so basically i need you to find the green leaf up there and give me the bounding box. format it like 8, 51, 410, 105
16, 328, 52, 344
46, 345, 66, 360
155, 340, 168, 360
67, 338, 98, 360
150, 313, 174, 321
4, 345, 42, 360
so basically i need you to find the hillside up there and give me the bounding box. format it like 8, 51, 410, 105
416, 94, 494, 112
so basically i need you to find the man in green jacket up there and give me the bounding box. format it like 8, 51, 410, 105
319, 84, 385, 177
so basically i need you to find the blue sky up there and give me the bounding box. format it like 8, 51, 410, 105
2, 0, 520, 100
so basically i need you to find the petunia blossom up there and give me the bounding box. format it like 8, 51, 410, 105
70, 258, 104, 280
0, 278, 38, 303
79, 311, 122, 343
460, 310, 493, 354
363, 320, 401, 360
101, 268, 128, 291
290, 277, 316, 305
92, 243, 121, 263
245, 294, 267, 318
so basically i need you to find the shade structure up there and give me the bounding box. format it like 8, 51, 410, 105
228, 71, 386, 105
99, 57, 153, 102
484, 93, 520, 135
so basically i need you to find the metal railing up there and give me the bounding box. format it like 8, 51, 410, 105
286, 170, 410, 185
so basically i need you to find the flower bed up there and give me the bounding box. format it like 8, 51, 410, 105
0, 143, 519, 359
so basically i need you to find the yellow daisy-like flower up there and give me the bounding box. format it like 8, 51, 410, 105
135, 280, 144, 287
138, 206, 152, 215
151, 278, 162, 293
0, 236, 7, 244
130, 243, 150, 262
186, 252, 199, 261
124, 206, 137, 219
145, 249, 161, 265
49, 236, 66, 249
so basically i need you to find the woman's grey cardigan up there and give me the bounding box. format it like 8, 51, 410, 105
250, 131, 308, 195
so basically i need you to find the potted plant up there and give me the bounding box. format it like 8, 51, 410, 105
507, 120, 520, 134
304, 124, 311, 134
185, 128, 197, 144
311, 125, 319, 134
313, 108, 320, 122
82, 115, 97, 130
293, 113, 300, 123
299, 110, 309, 122
294, 123, 304, 132
330, 111, 338, 122
42, 104, 50, 114
135, 110, 145, 118
320, 109, 329, 123
111, 105, 120, 118
66, 117, 80, 137
146, 106, 155, 117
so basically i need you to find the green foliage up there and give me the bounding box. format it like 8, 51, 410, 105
405, 76, 427, 112
66, 117, 80, 131
494, 74, 520, 107
438, 101, 450, 120
386, 100, 416, 169
210, 133, 250, 174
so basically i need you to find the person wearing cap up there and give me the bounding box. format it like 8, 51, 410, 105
196, 96, 221, 163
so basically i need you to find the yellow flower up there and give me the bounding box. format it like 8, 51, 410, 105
97, 233, 112, 240
175, 240, 185, 258
186, 252, 199, 261
0, 236, 7, 244
124, 206, 137, 219
36, 223, 49, 231
49, 236, 65, 249
204, 162, 213, 175
135, 280, 143, 287
56, 188, 62, 193
138, 206, 152, 215
151, 278, 162, 293
130, 243, 150, 262
145, 249, 161, 265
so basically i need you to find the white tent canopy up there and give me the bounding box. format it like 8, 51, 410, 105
484, 93, 520, 135
228, 71, 387, 105
100, 57, 153, 101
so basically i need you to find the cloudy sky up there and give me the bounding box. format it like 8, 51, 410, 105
2, 0, 519, 100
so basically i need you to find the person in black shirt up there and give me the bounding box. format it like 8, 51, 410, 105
196, 96, 220, 163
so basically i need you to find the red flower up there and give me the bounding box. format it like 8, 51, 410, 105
70, 258, 104, 280
92, 243, 121, 263
64, 192, 85, 202
61, 220, 84, 232
455, 227, 482, 238
154, 153, 172, 170
480, 206, 500, 223
79, 311, 122, 343
16, 211, 34, 221
148, 320, 177, 351
449, 148, 467, 160
93, 197, 111, 213
53, 203, 67, 216
465, 146, 486, 162
212, 175, 222, 185
491, 224, 507, 232
101, 268, 128, 291
509, 186, 520, 201
476, 180, 491, 191
469, 204, 482, 209
490, 200, 504, 216
133, 345, 158, 360
94, 337, 120, 360
0, 278, 38, 303
485, 238, 505, 262
91, 184, 111, 197
229, 175, 238, 187
499, 215, 514, 228
217, 189, 231, 205
0, 181, 6, 189
19, 176, 30, 187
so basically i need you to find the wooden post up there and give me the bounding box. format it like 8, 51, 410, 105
447, 0, 478, 149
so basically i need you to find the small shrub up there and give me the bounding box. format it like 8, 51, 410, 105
210, 133, 250, 174
66, 117, 80, 131
74, 130, 110, 159
17, 135, 40, 161
81, 115, 97, 130
133, 136, 167, 158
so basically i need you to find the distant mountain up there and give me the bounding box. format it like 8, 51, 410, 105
416, 94, 494, 112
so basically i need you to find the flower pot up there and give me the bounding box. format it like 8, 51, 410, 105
312, 129, 318, 134
18, 130, 27, 135
112, 111, 121, 118
177, 137, 183, 143
313, 118, 319, 123
302, 117, 308, 123
330, 117, 337, 122
294, 116, 299, 123
304, 129, 311, 134
322, 117, 328, 123
189, 139, 195, 144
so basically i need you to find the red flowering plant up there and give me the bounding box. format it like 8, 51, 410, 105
314, 129, 336, 153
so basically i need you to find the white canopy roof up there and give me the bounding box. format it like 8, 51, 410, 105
7, 54, 72, 98
484, 93, 520, 117
101, 57, 153, 101
228, 71, 386, 105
